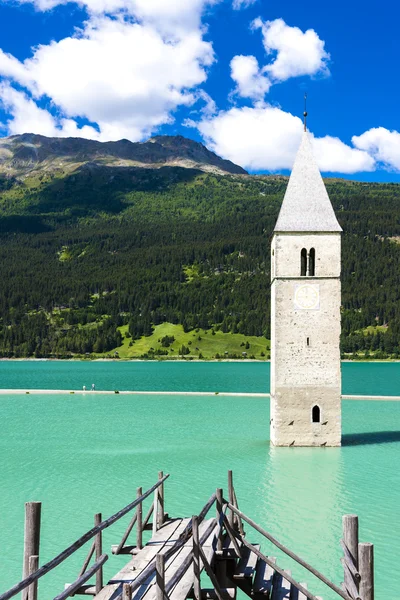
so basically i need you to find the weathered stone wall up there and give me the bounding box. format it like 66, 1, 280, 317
270, 232, 342, 447
272, 232, 341, 278
270, 386, 341, 446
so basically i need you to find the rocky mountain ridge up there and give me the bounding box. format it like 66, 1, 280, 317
0, 133, 247, 176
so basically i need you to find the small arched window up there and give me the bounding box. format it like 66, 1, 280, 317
312, 405, 321, 423
309, 248, 315, 276
300, 248, 307, 276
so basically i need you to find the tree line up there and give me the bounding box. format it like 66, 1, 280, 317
0, 166, 399, 357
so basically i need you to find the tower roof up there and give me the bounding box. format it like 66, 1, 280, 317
274, 132, 342, 233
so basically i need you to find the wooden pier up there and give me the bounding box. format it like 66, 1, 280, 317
0, 472, 374, 600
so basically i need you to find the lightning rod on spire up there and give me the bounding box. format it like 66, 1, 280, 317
303, 93, 308, 132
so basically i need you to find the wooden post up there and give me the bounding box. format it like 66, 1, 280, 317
94, 513, 103, 594
227, 471, 234, 530
28, 555, 39, 600
359, 543, 374, 600
343, 514, 359, 596
157, 471, 165, 529
216, 488, 223, 553
152, 487, 158, 536
122, 583, 132, 600
215, 488, 229, 588
192, 516, 201, 600
156, 553, 165, 600
22, 502, 41, 600
137, 487, 143, 550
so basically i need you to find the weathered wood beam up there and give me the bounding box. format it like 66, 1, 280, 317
22, 502, 41, 600
358, 543, 374, 600
137, 487, 143, 551
94, 513, 103, 594
27, 555, 38, 600
343, 515, 359, 598
156, 552, 166, 600
193, 516, 201, 600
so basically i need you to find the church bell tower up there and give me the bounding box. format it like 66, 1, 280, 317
270, 130, 342, 447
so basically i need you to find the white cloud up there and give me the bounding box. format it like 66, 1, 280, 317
232, 0, 257, 9
4, 0, 220, 34
312, 135, 375, 173
252, 17, 330, 82
230, 55, 271, 100
229, 19, 330, 100
197, 105, 303, 171
195, 105, 375, 173
0, 83, 60, 137
0, 83, 100, 138
0, 11, 215, 141
352, 127, 400, 171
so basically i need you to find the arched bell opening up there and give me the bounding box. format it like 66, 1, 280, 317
300, 248, 307, 276
312, 405, 321, 423
309, 248, 316, 276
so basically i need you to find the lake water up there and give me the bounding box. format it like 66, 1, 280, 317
0, 361, 399, 599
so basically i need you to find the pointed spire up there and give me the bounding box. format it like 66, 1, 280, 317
274, 132, 342, 233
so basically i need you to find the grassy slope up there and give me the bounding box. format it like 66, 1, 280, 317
102, 323, 269, 359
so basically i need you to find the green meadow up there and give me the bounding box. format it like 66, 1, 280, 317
106, 323, 269, 360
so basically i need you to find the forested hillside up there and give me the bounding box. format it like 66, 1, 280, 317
0, 139, 399, 359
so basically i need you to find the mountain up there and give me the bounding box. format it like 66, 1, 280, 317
0, 133, 247, 176
0, 133, 399, 359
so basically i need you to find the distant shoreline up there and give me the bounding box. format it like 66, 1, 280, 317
0, 358, 400, 363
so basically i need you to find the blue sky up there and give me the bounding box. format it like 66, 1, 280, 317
0, 0, 399, 181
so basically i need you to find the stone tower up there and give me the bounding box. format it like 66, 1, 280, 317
270, 132, 342, 447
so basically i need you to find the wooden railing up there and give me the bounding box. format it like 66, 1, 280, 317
0, 471, 375, 600
106, 492, 218, 600
0, 473, 169, 600
222, 487, 373, 600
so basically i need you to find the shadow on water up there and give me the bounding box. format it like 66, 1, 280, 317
342, 430, 400, 446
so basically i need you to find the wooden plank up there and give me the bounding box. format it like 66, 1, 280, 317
113, 519, 188, 581
143, 519, 217, 600
271, 570, 291, 600
93, 519, 186, 600
168, 522, 217, 600
164, 519, 217, 599
233, 544, 260, 579
201, 588, 235, 600
253, 557, 276, 596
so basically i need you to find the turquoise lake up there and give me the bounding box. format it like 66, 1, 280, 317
0, 361, 399, 599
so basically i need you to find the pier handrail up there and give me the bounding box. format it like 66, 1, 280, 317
226, 502, 355, 600
113, 492, 217, 600
53, 554, 108, 600
0, 474, 170, 600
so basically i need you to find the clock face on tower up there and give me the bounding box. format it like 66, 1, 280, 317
294, 284, 320, 310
